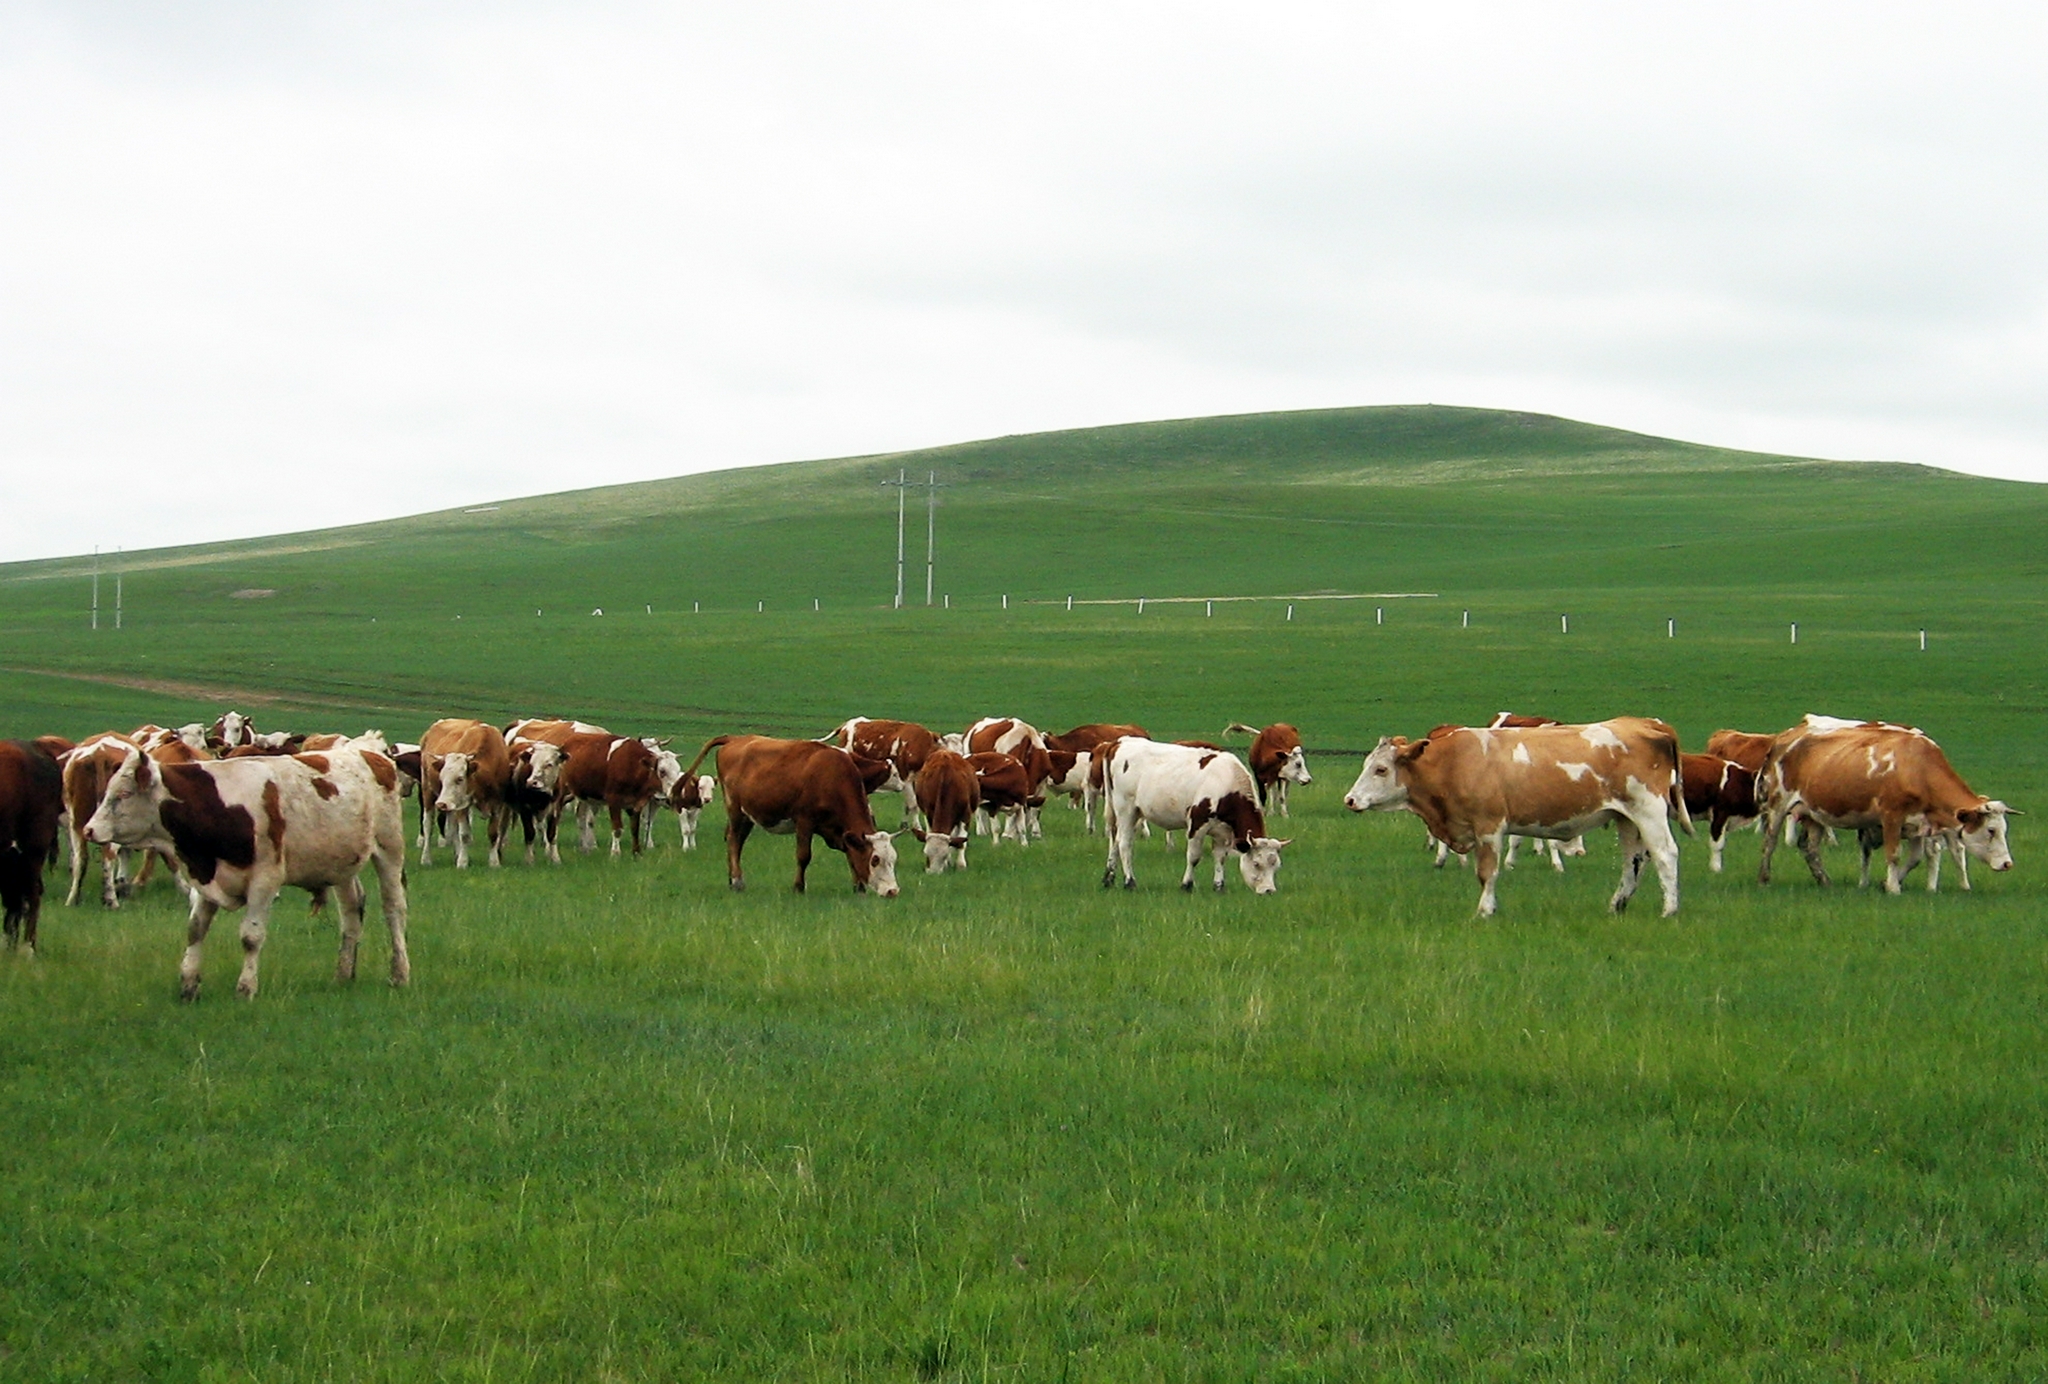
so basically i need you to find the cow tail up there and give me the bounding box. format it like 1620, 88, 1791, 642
1224, 722, 1259, 739
1664, 731, 1696, 837
683, 736, 731, 782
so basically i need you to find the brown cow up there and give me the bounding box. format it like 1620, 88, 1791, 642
1680, 752, 1761, 874
1041, 724, 1149, 832
910, 749, 981, 872
1756, 716, 2015, 893
964, 718, 1054, 837
63, 732, 141, 907
1346, 717, 1690, 917
1703, 729, 1775, 772
1224, 722, 1313, 817
419, 719, 512, 868
685, 735, 900, 895
967, 752, 1033, 845
549, 732, 679, 857
824, 718, 937, 827
669, 772, 717, 851
1, 740, 65, 955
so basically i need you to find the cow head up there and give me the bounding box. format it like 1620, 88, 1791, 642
1278, 745, 1313, 786
83, 748, 171, 849
912, 825, 969, 874
514, 742, 566, 795
846, 831, 901, 897
209, 710, 254, 751
1238, 836, 1292, 894
648, 745, 685, 798
1956, 800, 2017, 872
1344, 737, 1414, 812
434, 752, 481, 813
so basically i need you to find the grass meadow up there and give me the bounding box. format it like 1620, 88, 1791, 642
2, 407, 2046, 1378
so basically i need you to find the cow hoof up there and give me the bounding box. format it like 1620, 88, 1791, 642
728, 879, 745, 892
1180, 880, 1194, 893
1101, 871, 1115, 889
1122, 879, 1136, 891
1214, 881, 1226, 893
1609, 897, 1629, 914
179, 983, 200, 1003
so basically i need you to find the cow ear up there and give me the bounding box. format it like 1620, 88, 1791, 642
134, 754, 154, 789
1957, 808, 1986, 830
910, 828, 928, 842
1398, 739, 1431, 765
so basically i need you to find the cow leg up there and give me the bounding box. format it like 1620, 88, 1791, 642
1212, 833, 1230, 892
628, 808, 644, 856
179, 895, 221, 1001
1609, 820, 1647, 913
791, 821, 813, 893
1105, 808, 1137, 889
1757, 806, 1787, 884
1473, 836, 1504, 916
725, 815, 753, 891
1546, 838, 1566, 872
1856, 827, 1878, 888
333, 877, 368, 983
1951, 832, 1972, 891
371, 846, 411, 987
236, 882, 280, 999
416, 798, 433, 867
1502, 835, 1519, 870
64, 825, 89, 907
1708, 809, 1728, 874
1881, 818, 1907, 895
608, 805, 626, 858
1179, 824, 1203, 891
578, 802, 598, 853
1276, 779, 1289, 819
450, 808, 472, 870
1796, 819, 1831, 887
486, 804, 507, 868
901, 780, 920, 831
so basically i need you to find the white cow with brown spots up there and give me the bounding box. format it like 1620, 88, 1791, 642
1345, 717, 1690, 917
83, 745, 411, 1001
1099, 738, 1291, 893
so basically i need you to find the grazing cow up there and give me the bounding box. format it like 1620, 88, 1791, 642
549, 732, 680, 857
0, 740, 64, 956
84, 745, 410, 1000
419, 719, 513, 868
670, 773, 717, 850
1755, 718, 2015, 893
967, 752, 1033, 844
684, 735, 900, 895
505, 739, 569, 864
1099, 738, 1290, 892
1680, 752, 1761, 874
911, 749, 981, 872
1346, 717, 1690, 917
1225, 722, 1313, 817
1042, 725, 1151, 832
824, 718, 938, 827
965, 718, 1054, 836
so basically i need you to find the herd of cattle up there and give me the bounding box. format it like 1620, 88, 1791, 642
0, 706, 2017, 1000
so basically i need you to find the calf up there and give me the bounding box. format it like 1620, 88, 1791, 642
1225, 722, 1313, 816
0, 740, 64, 956
685, 735, 900, 895
911, 749, 981, 872
1347, 717, 1689, 917
1100, 738, 1291, 893
83, 746, 410, 1000
670, 773, 717, 851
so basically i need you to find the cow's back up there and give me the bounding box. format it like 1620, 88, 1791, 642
915, 750, 980, 833
719, 737, 874, 830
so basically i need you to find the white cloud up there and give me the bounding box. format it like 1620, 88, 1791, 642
2, 0, 2045, 560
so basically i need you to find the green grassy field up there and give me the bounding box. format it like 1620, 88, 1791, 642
2, 406, 2045, 1379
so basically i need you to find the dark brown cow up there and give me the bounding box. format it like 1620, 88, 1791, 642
967, 751, 1033, 845
910, 749, 981, 873
505, 739, 569, 864
419, 719, 513, 868
1680, 752, 1761, 874
1, 741, 64, 956
1225, 722, 1313, 816
549, 732, 676, 858
685, 735, 900, 894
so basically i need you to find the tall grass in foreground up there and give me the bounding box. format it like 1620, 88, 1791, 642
4, 784, 2042, 1380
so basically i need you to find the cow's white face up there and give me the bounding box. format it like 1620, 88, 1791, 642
215, 711, 252, 747
1344, 739, 1408, 812
938, 733, 968, 756
83, 749, 166, 847
1280, 746, 1313, 785
1958, 802, 2015, 872
696, 775, 715, 806
651, 748, 685, 797
865, 832, 901, 897
920, 828, 967, 874
1238, 836, 1290, 894
435, 752, 479, 812
522, 743, 565, 794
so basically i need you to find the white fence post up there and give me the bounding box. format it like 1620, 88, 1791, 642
1790, 622, 1798, 644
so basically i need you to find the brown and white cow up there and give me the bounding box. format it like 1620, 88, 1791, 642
824, 718, 938, 828
911, 749, 981, 872
1680, 752, 1761, 874
419, 719, 513, 868
1347, 717, 1690, 917
965, 718, 1054, 837
1225, 722, 1313, 817
1755, 717, 2014, 893
669, 772, 717, 851
83, 745, 411, 1000
685, 735, 900, 895
549, 732, 680, 857
1417, 715, 1587, 873
504, 738, 570, 864
1043, 723, 1150, 832
1099, 737, 1291, 893
62, 731, 141, 907
1, 740, 65, 956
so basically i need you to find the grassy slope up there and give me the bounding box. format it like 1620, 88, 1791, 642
2, 405, 2046, 1380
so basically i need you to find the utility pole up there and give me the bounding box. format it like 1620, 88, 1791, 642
115, 547, 123, 630
91, 546, 99, 630
923, 471, 952, 606
880, 469, 909, 608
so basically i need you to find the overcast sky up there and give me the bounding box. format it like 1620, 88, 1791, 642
3, 1, 2044, 561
